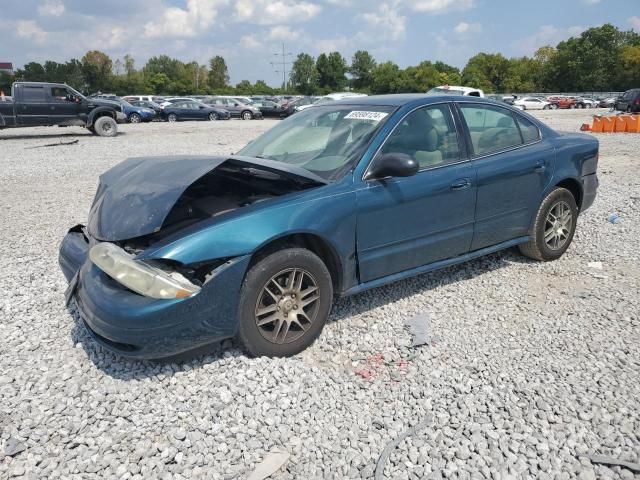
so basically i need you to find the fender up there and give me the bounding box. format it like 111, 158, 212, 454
87, 106, 117, 127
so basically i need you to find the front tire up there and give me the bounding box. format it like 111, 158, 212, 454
167, 113, 178, 122
238, 248, 333, 357
209, 112, 218, 121
129, 113, 141, 123
242, 110, 253, 120
93, 116, 117, 137
519, 187, 578, 262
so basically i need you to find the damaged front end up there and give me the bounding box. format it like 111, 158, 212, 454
59, 155, 326, 358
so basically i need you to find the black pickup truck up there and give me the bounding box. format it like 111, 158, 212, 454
0, 82, 126, 137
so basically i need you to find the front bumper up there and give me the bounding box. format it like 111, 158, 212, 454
59, 227, 250, 359
116, 112, 127, 122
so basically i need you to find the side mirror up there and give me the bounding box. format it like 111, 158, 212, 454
365, 153, 419, 181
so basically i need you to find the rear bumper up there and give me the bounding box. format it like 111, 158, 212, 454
59, 226, 250, 359
581, 173, 598, 212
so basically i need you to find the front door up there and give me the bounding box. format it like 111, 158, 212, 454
48, 85, 80, 124
356, 103, 477, 283
457, 103, 554, 250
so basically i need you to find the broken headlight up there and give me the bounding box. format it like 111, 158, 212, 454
89, 243, 201, 299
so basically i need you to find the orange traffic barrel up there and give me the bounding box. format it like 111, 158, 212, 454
626, 115, 640, 133
601, 116, 616, 133
591, 116, 604, 132
614, 115, 628, 133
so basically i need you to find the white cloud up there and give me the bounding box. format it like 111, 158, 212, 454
584, 0, 600, 4
38, 0, 65, 17
17, 20, 47, 43
407, 0, 474, 14
454, 21, 481, 34
359, 2, 406, 41
144, 0, 227, 38
515, 24, 586, 55
314, 36, 349, 53
235, 0, 321, 25
629, 16, 640, 31
240, 34, 262, 49
268, 25, 301, 41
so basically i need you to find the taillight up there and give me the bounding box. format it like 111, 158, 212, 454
634, 98, 640, 105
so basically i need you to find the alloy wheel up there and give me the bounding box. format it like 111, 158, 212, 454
168, 114, 177, 122
130, 113, 141, 123
254, 268, 320, 345
544, 201, 573, 250
209, 112, 218, 121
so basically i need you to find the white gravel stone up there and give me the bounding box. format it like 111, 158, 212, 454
0, 111, 639, 479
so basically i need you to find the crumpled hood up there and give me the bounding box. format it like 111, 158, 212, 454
87, 155, 326, 242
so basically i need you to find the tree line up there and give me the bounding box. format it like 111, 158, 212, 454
1, 24, 638, 97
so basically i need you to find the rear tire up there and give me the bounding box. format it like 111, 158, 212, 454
93, 116, 117, 137
237, 248, 333, 357
167, 113, 178, 122
519, 187, 578, 262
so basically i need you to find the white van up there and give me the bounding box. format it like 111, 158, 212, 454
426, 86, 485, 97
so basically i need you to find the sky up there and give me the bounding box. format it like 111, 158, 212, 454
1, 0, 638, 86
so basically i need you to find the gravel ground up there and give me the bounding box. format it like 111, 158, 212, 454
1, 110, 639, 479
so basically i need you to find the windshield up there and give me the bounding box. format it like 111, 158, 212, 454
238, 105, 395, 181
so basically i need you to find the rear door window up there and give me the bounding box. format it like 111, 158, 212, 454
22, 86, 46, 103
459, 104, 523, 156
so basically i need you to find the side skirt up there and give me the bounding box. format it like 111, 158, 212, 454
342, 236, 530, 297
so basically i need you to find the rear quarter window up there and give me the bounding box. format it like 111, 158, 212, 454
516, 115, 540, 143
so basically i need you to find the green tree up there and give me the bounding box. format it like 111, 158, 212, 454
316, 52, 347, 91
236, 80, 252, 93
208, 56, 229, 90
290, 53, 318, 95
253, 80, 274, 94
461, 53, 510, 92
370, 61, 402, 94
350, 50, 376, 91
18, 62, 46, 82
81, 50, 113, 93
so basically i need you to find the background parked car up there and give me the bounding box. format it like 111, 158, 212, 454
205, 97, 263, 120
546, 96, 576, 109
283, 96, 317, 116
614, 89, 640, 113
89, 96, 156, 123
514, 97, 552, 110
161, 100, 230, 122
126, 99, 163, 116
251, 99, 287, 118
296, 92, 367, 112
160, 97, 194, 107
598, 96, 617, 108
125, 95, 167, 105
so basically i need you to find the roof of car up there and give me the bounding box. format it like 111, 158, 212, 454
331, 94, 495, 107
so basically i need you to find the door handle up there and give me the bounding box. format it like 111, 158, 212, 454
450, 178, 471, 191
534, 162, 546, 173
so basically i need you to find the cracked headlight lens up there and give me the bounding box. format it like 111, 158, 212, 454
89, 243, 200, 299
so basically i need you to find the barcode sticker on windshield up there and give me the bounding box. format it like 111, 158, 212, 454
344, 111, 388, 121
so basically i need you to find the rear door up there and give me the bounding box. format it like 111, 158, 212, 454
48, 85, 80, 124
457, 102, 554, 250
16, 85, 49, 126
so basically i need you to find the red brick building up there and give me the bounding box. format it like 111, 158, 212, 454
0, 62, 14, 75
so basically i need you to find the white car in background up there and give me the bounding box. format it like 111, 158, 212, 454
513, 97, 552, 110
296, 92, 368, 112
426, 85, 485, 97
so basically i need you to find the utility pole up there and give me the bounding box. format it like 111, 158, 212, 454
271, 43, 293, 92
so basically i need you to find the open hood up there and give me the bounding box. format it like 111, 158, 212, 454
87, 155, 326, 242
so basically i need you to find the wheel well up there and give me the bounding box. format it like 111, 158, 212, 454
91, 110, 116, 124
556, 178, 583, 209
250, 234, 342, 291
